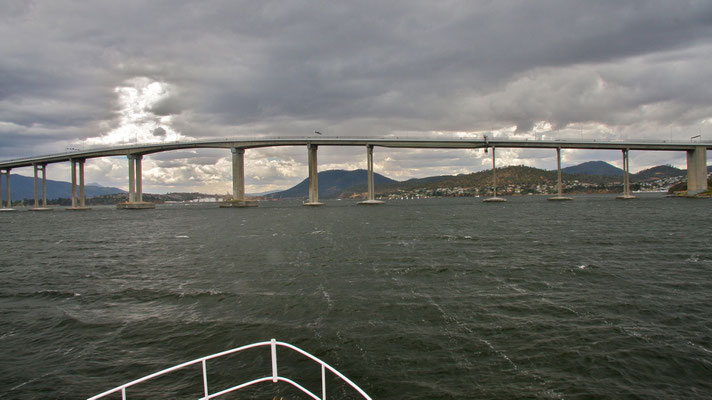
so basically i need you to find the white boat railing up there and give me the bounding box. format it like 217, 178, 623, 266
87, 339, 372, 400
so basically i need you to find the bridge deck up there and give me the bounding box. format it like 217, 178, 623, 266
1, 137, 710, 169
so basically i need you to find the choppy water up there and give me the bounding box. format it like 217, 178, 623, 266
1, 195, 711, 399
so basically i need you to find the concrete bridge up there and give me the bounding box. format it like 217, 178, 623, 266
0, 137, 709, 210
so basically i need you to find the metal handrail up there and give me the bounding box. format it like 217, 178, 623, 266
87, 339, 372, 400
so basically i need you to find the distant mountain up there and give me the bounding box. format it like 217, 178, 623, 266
0, 174, 125, 201
268, 169, 397, 199
562, 161, 623, 176
634, 165, 684, 181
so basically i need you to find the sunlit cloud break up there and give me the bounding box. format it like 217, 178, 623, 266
86, 77, 189, 147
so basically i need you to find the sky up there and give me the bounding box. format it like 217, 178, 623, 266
1, 0, 711, 194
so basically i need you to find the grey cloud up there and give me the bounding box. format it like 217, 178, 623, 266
149, 96, 184, 116
152, 127, 167, 137
1, 1, 711, 191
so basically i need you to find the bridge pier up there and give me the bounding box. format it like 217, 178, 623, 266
303, 144, 324, 206
359, 145, 383, 205
616, 149, 636, 200
0, 168, 16, 211
221, 148, 258, 208
118, 155, 155, 209
686, 146, 708, 196
30, 164, 51, 211
549, 147, 573, 201
483, 147, 506, 202
68, 159, 90, 210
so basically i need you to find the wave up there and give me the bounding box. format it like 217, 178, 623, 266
110, 287, 233, 302
0, 289, 82, 299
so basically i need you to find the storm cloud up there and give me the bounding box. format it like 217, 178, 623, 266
1, 0, 711, 193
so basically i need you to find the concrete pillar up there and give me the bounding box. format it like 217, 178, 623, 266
549, 147, 573, 201
5, 170, 11, 209
359, 145, 384, 205
0, 170, 4, 209
71, 160, 78, 207
31, 164, 51, 211
367, 145, 374, 199
0, 169, 14, 210
308, 144, 318, 202
79, 159, 86, 208
41, 164, 48, 207
687, 151, 698, 192
483, 147, 506, 202
492, 147, 497, 196
42, 165, 47, 207
557, 148, 563, 196
41, 164, 49, 210
220, 148, 258, 208
232, 148, 245, 200
617, 149, 636, 199
686, 146, 708, 195
128, 155, 136, 203
135, 155, 142, 203
624, 150, 629, 196
304, 144, 324, 206
68, 160, 89, 210
117, 154, 154, 209
33, 164, 39, 209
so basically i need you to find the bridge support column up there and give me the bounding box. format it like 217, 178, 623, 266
359, 145, 383, 205
0, 169, 16, 211
68, 159, 90, 210
128, 155, 135, 202
686, 146, 708, 196
483, 147, 506, 202
221, 148, 258, 208
616, 149, 636, 200
303, 144, 324, 206
549, 147, 573, 201
43, 165, 48, 208
118, 154, 155, 209
135, 155, 143, 203
71, 160, 77, 207
30, 164, 51, 211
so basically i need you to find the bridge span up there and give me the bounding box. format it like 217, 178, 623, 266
0, 137, 709, 210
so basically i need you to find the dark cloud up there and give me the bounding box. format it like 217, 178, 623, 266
152, 127, 167, 137
149, 95, 184, 116
1, 1, 711, 191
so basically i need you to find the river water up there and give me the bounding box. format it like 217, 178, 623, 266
1, 195, 711, 399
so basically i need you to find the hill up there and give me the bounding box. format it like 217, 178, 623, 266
355, 165, 621, 197
562, 161, 623, 176
268, 169, 397, 199
1, 174, 125, 201
268, 161, 692, 200
633, 165, 684, 181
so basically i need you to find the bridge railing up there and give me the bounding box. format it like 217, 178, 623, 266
87, 339, 372, 400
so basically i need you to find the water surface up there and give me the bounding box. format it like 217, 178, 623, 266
1, 195, 711, 399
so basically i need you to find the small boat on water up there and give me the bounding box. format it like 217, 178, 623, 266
88, 339, 372, 400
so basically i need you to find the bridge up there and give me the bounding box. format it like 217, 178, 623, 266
0, 137, 709, 210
